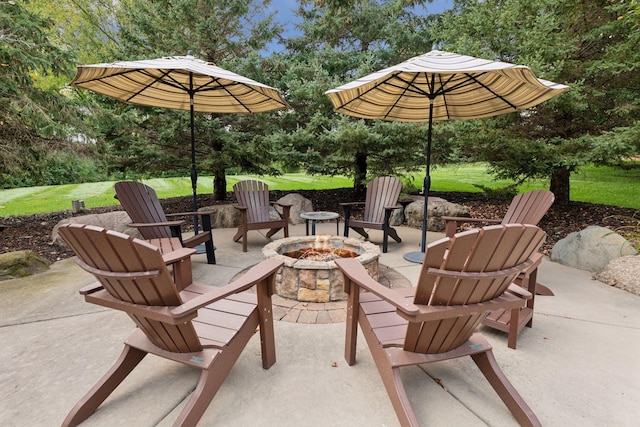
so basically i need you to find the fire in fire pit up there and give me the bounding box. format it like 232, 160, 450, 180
282, 236, 359, 262
262, 236, 380, 302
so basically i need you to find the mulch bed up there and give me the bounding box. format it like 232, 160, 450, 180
1, 188, 638, 264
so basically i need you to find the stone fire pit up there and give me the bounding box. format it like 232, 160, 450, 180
262, 236, 380, 302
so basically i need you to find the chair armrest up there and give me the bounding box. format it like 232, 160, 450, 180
506, 283, 533, 300
162, 248, 196, 265
172, 258, 283, 316
128, 220, 185, 229
233, 205, 248, 211
79, 282, 104, 295
384, 204, 402, 210
335, 258, 420, 316
271, 201, 293, 208
340, 202, 365, 207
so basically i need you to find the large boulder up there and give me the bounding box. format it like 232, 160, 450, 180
52, 211, 141, 248
594, 255, 640, 296
404, 197, 469, 232
199, 204, 242, 229
0, 250, 51, 281
275, 193, 313, 225
551, 226, 638, 272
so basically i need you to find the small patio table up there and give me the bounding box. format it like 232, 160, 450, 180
300, 211, 340, 236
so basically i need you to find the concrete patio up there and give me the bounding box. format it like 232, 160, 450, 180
1, 222, 639, 426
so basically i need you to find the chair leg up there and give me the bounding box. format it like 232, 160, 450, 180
62, 345, 146, 427
265, 227, 282, 238
242, 229, 247, 252
351, 227, 369, 239
387, 227, 402, 243
471, 349, 541, 427
256, 282, 276, 369
383, 227, 389, 253
201, 216, 216, 264
343, 206, 351, 237
173, 366, 229, 427
232, 227, 243, 242
508, 307, 520, 350
204, 237, 216, 264
384, 367, 420, 427
344, 279, 360, 366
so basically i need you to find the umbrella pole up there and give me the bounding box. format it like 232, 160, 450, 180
404, 102, 433, 263
189, 87, 199, 234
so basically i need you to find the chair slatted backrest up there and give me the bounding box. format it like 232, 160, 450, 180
502, 190, 555, 226
363, 176, 403, 224
406, 224, 546, 354
58, 224, 203, 353
233, 180, 272, 223
114, 181, 172, 239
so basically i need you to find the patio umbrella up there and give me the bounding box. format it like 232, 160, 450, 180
325, 50, 569, 262
70, 53, 288, 231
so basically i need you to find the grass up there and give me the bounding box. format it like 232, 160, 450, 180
0, 174, 354, 216
1, 164, 639, 217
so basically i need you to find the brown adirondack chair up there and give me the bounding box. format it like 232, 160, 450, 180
114, 181, 216, 264
336, 224, 546, 427
341, 176, 403, 253
57, 223, 283, 427
442, 190, 555, 349
232, 179, 291, 252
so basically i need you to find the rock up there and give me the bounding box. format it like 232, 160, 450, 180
274, 193, 313, 225
390, 207, 404, 226
52, 211, 141, 248
0, 250, 51, 281
198, 204, 242, 229
594, 255, 640, 297
551, 225, 638, 272
404, 197, 469, 232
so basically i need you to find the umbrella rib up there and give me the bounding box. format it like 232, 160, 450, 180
462, 72, 518, 110
381, 73, 424, 120
197, 79, 256, 113
122, 69, 192, 103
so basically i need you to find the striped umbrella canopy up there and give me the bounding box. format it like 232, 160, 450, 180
325, 50, 569, 261
70, 54, 288, 231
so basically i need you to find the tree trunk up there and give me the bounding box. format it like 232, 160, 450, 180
550, 166, 570, 205
353, 152, 367, 195
213, 169, 227, 201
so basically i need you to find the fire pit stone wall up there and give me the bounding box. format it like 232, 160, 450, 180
262, 236, 380, 302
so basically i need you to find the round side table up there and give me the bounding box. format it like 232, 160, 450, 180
300, 211, 340, 235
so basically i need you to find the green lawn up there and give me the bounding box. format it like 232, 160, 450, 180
0, 174, 354, 216
1, 165, 638, 217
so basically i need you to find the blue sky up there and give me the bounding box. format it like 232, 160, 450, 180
267, 0, 454, 43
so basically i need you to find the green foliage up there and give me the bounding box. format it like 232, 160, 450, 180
267, 1, 438, 190
0, 1, 89, 184
1, 151, 106, 189
2, 0, 640, 211
427, 0, 640, 203
399, 175, 421, 195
